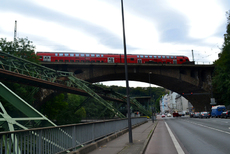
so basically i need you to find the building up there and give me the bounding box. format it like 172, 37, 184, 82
159, 91, 193, 114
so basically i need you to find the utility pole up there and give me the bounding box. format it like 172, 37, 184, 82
14, 20, 17, 43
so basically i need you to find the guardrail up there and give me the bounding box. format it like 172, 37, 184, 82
0, 117, 147, 154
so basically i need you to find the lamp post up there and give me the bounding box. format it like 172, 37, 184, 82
120, 0, 133, 143
149, 72, 154, 122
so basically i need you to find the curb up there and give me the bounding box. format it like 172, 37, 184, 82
140, 120, 158, 154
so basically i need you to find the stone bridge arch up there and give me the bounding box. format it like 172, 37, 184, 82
41, 62, 215, 111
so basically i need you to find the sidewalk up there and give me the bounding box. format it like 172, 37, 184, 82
70, 119, 158, 154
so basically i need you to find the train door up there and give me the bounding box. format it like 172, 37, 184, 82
137, 59, 142, 63
43, 56, 51, 62
173, 60, 177, 64
108, 57, 114, 63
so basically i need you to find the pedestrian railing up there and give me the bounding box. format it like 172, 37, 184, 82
0, 117, 147, 154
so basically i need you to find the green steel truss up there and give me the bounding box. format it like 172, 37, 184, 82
0, 50, 150, 124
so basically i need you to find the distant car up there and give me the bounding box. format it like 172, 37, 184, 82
162, 114, 165, 118
199, 112, 210, 118
190, 112, 194, 118
221, 110, 230, 118
173, 112, 181, 117
167, 113, 172, 117
193, 112, 200, 118
178, 112, 185, 116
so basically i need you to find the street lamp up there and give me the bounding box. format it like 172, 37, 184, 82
120, 0, 133, 143
149, 72, 154, 122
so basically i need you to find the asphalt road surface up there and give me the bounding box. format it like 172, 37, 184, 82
145, 115, 230, 154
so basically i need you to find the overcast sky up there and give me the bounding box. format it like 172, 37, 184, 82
1, 0, 230, 87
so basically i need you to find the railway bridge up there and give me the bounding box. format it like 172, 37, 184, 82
41, 62, 215, 111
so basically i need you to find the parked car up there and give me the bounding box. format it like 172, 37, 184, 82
190, 112, 194, 118
221, 110, 230, 118
193, 112, 200, 118
167, 113, 172, 117
199, 112, 210, 118
162, 114, 165, 118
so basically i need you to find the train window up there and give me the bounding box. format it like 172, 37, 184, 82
55, 53, 58, 56
96, 54, 100, 57
162, 56, 165, 58
158, 56, 161, 58
180, 59, 183, 61
75, 60, 79, 62
70, 60, 74, 62
81, 54, 84, 57
137, 55, 139, 58
81, 60, 84, 62
154, 56, 157, 58
39, 56, 42, 59
130, 58, 134, 61
86, 54, 90, 57
59, 53, 63, 56
91, 60, 95, 62
101, 55, 104, 57
86, 60, 90, 62
171, 56, 174, 59
55, 60, 58, 62
149, 56, 152, 58
145, 55, 148, 58
91, 54, 95, 57
140, 55, 144, 58
65, 60, 69, 62
75, 54, 79, 57
59, 60, 63, 62
101, 61, 104, 63
96, 60, 100, 62
166, 56, 169, 59
65, 54, 69, 56
70, 54, 74, 56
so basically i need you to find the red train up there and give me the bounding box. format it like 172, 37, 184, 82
37, 52, 191, 64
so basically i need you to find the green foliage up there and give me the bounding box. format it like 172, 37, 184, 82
213, 11, 230, 106
0, 37, 40, 113
0, 37, 40, 63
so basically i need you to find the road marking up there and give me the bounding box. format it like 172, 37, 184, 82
165, 122, 185, 154
184, 120, 230, 135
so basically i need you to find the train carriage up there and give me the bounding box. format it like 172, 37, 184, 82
37, 52, 191, 64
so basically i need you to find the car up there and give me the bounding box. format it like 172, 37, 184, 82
178, 112, 185, 116
190, 112, 194, 118
173, 112, 181, 117
193, 112, 200, 118
221, 110, 230, 118
199, 112, 210, 118
161, 114, 165, 118
167, 113, 172, 117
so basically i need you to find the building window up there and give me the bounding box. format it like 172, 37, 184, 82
96, 54, 100, 57
59, 53, 63, 56
91, 54, 95, 57
65, 53, 69, 56
55, 53, 58, 56
86, 54, 90, 57
70, 54, 74, 56
81, 54, 84, 57
76, 54, 79, 57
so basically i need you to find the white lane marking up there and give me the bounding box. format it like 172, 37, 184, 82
184, 120, 230, 135
165, 122, 185, 154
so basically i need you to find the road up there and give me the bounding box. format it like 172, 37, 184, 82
145, 115, 230, 154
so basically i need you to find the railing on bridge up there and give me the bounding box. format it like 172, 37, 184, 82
0, 117, 147, 154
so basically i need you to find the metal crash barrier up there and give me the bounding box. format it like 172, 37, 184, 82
0, 117, 147, 154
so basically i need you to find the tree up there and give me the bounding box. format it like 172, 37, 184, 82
0, 37, 40, 112
212, 11, 230, 106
